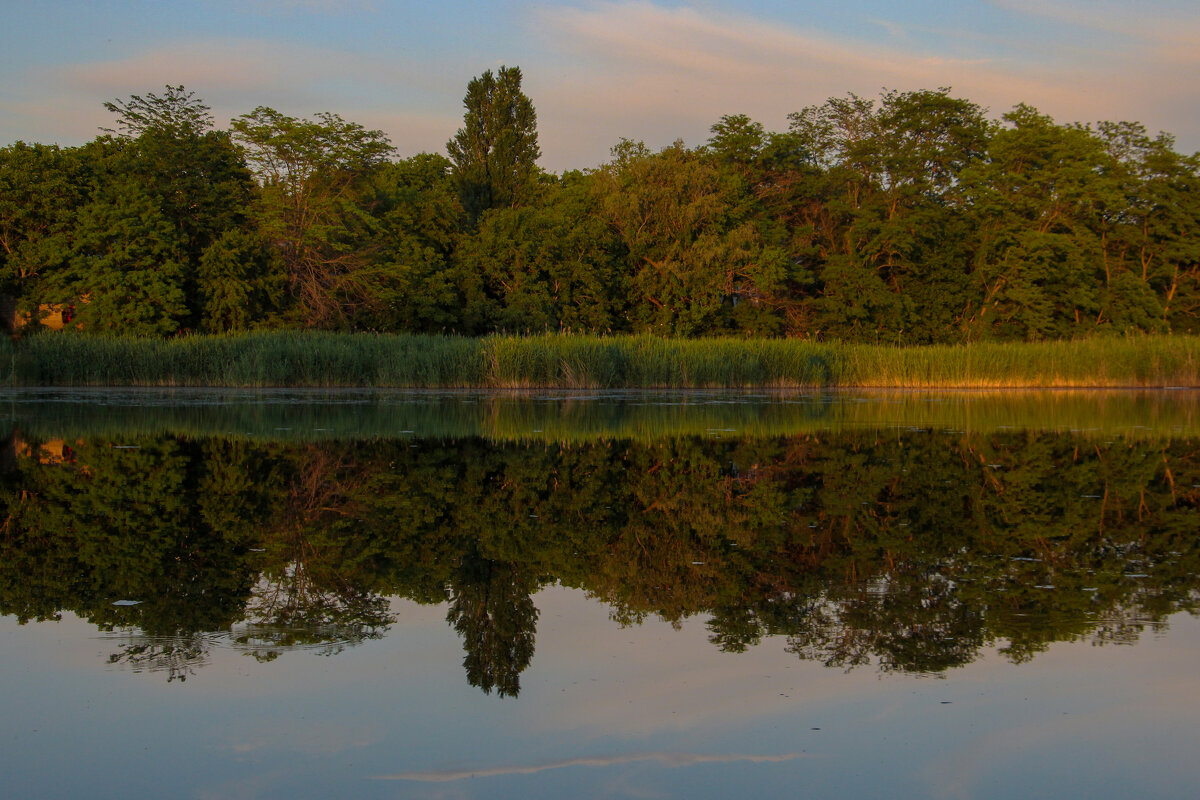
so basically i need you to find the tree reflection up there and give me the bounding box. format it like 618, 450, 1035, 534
232, 570, 393, 661
1, 425, 1199, 691
105, 629, 214, 682
447, 549, 539, 697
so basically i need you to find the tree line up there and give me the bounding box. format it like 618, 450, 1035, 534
2, 71, 1199, 341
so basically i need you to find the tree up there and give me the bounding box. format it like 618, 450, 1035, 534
960, 105, 1121, 339
784, 89, 990, 342
446, 66, 540, 223
1095, 122, 1200, 333
104, 86, 258, 331
231, 107, 394, 327
102, 84, 215, 139
195, 228, 284, 332
48, 175, 189, 335
348, 153, 465, 332
594, 140, 791, 336
450, 171, 626, 334
706, 113, 768, 175
0, 141, 97, 325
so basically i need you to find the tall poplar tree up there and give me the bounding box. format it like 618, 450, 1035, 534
446, 66, 540, 223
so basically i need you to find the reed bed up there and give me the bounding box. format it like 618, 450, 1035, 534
2, 331, 1199, 388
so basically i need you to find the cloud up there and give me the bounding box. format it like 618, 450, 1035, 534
526, 1, 1200, 168
527, 2, 1039, 162
0, 36, 459, 155
50, 37, 419, 110
985, 0, 1200, 49
2, 1, 1196, 170
374, 750, 813, 782
226, 719, 383, 756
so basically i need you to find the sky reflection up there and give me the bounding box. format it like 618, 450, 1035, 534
4, 587, 1200, 799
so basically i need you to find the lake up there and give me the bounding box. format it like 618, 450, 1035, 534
2, 388, 1198, 799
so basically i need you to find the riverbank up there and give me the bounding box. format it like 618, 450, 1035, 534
2, 331, 1199, 388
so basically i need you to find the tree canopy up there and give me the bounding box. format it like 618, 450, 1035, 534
446, 65, 541, 224
3, 79, 1199, 341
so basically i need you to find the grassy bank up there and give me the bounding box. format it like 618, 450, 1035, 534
2, 331, 1199, 388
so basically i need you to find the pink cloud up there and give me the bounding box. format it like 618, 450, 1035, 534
528, 1, 1200, 168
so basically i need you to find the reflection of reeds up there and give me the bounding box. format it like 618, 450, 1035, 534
6, 388, 1200, 443
2, 331, 1199, 388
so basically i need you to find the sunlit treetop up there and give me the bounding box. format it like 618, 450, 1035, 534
102, 84, 215, 139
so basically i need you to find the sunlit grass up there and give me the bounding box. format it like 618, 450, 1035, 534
1, 331, 1198, 388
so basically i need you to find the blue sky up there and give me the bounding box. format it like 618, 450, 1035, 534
3, 0, 1198, 170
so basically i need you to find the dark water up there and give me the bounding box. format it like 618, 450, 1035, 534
2, 389, 1198, 799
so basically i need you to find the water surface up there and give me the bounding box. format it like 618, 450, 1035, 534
2, 389, 1198, 799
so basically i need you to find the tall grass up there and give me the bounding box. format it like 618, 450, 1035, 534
2, 331, 1199, 388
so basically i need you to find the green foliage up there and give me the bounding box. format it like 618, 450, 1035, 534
104, 86, 258, 329
0, 140, 106, 316
231, 106, 395, 328
196, 229, 285, 332
4, 81, 1199, 345
50, 176, 189, 335
102, 84, 215, 139
451, 173, 626, 334
784, 88, 991, 341
447, 65, 540, 223
961, 105, 1121, 339
595, 141, 791, 336
3, 423, 1199, 686
348, 154, 464, 332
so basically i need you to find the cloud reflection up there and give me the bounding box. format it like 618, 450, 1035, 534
374, 751, 812, 782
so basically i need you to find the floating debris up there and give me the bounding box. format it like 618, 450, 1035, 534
112, 600, 141, 606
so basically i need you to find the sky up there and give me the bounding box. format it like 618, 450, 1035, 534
2, 0, 1198, 171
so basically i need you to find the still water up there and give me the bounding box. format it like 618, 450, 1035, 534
2, 389, 1198, 799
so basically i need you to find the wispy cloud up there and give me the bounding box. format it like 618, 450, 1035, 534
2, 1, 1197, 170
527, 1, 1200, 167
374, 751, 813, 782
985, 0, 1200, 47
1, 36, 459, 155
529, 1, 1059, 162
